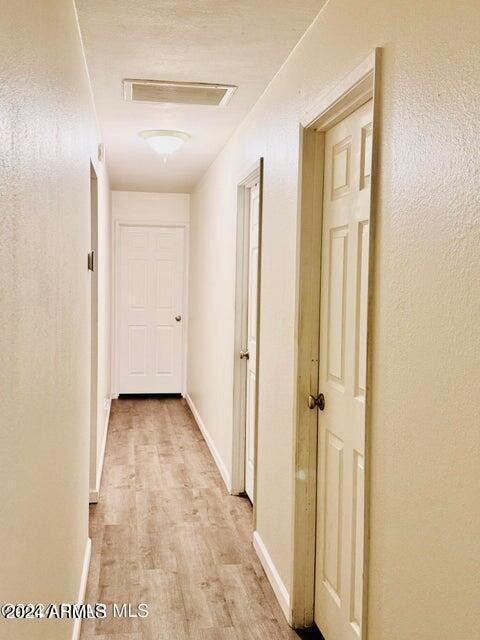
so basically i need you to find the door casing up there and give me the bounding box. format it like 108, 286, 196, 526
290, 50, 381, 632
89, 161, 99, 500
231, 158, 264, 509
112, 220, 189, 398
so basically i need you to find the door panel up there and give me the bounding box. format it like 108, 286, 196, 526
245, 183, 260, 502
128, 325, 147, 375
118, 225, 184, 394
327, 227, 348, 387
315, 99, 373, 640
323, 430, 344, 602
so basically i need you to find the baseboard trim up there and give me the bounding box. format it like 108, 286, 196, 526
89, 398, 112, 504
185, 393, 232, 493
253, 530, 291, 623
71, 537, 92, 640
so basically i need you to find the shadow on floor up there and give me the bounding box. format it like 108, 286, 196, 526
294, 625, 324, 639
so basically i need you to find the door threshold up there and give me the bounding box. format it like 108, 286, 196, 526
118, 393, 183, 399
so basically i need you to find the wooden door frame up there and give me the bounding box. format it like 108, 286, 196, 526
89, 161, 99, 502
231, 158, 264, 501
290, 50, 381, 631
112, 220, 189, 398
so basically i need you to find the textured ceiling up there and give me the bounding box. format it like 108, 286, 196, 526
75, 0, 326, 193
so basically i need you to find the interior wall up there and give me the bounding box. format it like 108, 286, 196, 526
187, 1, 480, 638
0, 1, 110, 639
187, 159, 238, 489
112, 190, 190, 224
91, 158, 112, 497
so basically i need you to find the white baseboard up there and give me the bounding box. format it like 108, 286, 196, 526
72, 537, 92, 640
253, 530, 291, 623
185, 393, 231, 493
89, 398, 112, 504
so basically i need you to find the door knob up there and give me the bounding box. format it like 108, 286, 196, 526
175, 315, 182, 322
239, 350, 250, 360
308, 393, 325, 411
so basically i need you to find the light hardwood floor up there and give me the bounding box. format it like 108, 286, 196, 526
81, 397, 323, 640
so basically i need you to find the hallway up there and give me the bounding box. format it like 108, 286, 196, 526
3, 3, 480, 639
81, 398, 322, 640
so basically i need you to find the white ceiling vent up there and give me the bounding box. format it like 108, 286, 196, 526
123, 79, 237, 107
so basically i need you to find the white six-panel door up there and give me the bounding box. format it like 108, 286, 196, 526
245, 183, 260, 502
314, 99, 373, 640
118, 225, 185, 394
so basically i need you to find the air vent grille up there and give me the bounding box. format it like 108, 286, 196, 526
123, 79, 237, 107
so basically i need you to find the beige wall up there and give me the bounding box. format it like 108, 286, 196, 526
112, 190, 190, 224
0, 1, 110, 638
187, 159, 238, 487
187, 1, 480, 638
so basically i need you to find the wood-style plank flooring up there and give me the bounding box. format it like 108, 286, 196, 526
81, 397, 322, 640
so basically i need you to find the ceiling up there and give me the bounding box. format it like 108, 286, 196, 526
76, 0, 326, 193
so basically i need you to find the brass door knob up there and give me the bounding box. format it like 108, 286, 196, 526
308, 393, 325, 411
175, 315, 182, 322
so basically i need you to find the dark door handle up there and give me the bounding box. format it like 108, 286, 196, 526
308, 393, 325, 411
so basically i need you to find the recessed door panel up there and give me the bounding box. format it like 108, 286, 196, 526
155, 326, 174, 375
129, 260, 147, 310
323, 431, 344, 601
350, 451, 364, 636
155, 260, 174, 310
332, 137, 351, 199
245, 369, 256, 482
355, 221, 369, 399
360, 124, 373, 190
128, 325, 147, 375
327, 228, 348, 387
248, 246, 258, 341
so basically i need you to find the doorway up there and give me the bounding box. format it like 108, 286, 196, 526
232, 159, 263, 504
115, 223, 187, 395
290, 52, 379, 636
89, 161, 99, 500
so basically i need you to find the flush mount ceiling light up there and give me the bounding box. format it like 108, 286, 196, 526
139, 130, 190, 156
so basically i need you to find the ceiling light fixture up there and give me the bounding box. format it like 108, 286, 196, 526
139, 130, 190, 157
